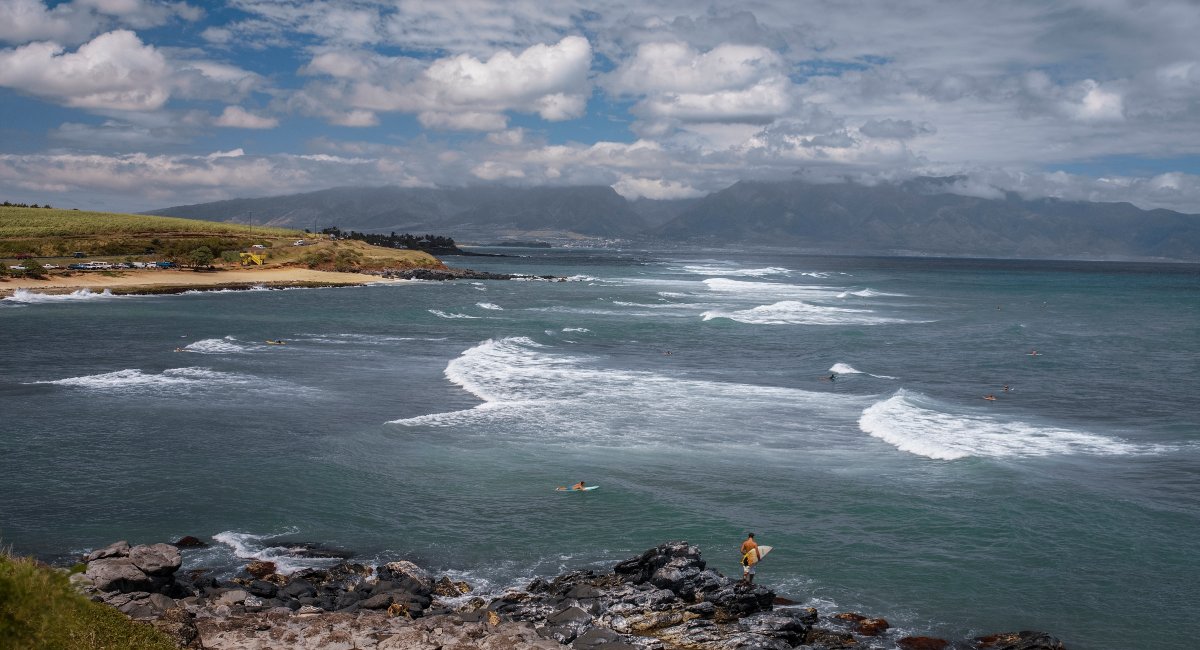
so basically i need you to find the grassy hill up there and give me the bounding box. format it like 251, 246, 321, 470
0, 206, 441, 272
0, 549, 178, 650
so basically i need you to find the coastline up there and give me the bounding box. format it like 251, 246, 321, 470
62, 539, 1066, 650
0, 267, 404, 299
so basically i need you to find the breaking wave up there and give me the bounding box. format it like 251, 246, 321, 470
829, 363, 897, 379
3, 288, 118, 303
858, 390, 1147, 460
429, 309, 481, 319
182, 337, 249, 354
476, 302, 503, 311
702, 300, 910, 325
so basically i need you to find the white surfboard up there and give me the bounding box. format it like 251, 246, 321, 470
555, 486, 599, 492
744, 545, 773, 566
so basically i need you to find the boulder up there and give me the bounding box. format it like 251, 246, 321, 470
85, 540, 130, 562
571, 627, 632, 650
613, 541, 704, 586
85, 557, 152, 593
172, 536, 208, 548
360, 593, 395, 610
245, 560, 276, 579
899, 637, 951, 650
434, 576, 473, 597
215, 589, 250, 607
379, 560, 434, 595
128, 543, 182, 576
858, 617, 891, 636
737, 611, 813, 646
975, 631, 1067, 650
281, 579, 317, 599
247, 579, 278, 598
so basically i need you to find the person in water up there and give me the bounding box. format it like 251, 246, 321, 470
829, 373, 837, 382
1003, 385, 1011, 392
984, 394, 997, 401
572, 481, 586, 490
740, 532, 760, 585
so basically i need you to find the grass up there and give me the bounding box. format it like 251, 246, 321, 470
0, 206, 442, 271
0, 549, 178, 650
0, 206, 300, 239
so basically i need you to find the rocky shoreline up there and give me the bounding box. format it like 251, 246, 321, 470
67, 539, 1066, 650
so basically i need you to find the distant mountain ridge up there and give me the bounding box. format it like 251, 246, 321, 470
146, 179, 1200, 261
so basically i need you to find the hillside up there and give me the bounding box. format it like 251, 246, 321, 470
0, 206, 439, 272
655, 178, 1200, 259
144, 179, 1200, 261
146, 185, 648, 239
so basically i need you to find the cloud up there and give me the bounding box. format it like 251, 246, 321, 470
859, 118, 935, 140
215, 105, 278, 129
0, 30, 170, 110
297, 35, 593, 130
0, 0, 200, 45
611, 175, 705, 200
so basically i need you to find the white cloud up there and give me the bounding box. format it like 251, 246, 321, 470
215, 106, 278, 129
0, 30, 169, 110
297, 35, 592, 130
0, 0, 93, 44
611, 175, 705, 200
418, 111, 508, 132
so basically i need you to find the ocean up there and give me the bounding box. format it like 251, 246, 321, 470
2, 248, 1197, 649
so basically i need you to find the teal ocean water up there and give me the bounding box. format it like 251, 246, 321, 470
2, 249, 1198, 649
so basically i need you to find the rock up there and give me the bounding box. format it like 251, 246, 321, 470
858, 617, 890, 636
245, 560, 276, 579
738, 610, 813, 646
128, 543, 182, 576
572, 626, 630, 649
434, 575, 472, 597
379, 560, 434, 595
360, 593, 395, 610
974, 631, 1067, 650
281, 579, 317, 599
720, 632, 794, 649
805, 628, 859, 648
85, 558, 152, 593
148, 592, 177, 613
899, 636, 951, 650
85, 540, 130, 562
215, 589, 250, 607
149, 607, 199, 648
172, 536, 208, 548
247, 579, 278, 598
657, 618, 723, 647
614, 541, 705, 587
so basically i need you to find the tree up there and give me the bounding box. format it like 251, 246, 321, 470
188, 246, 214, 268
220, 250, 242, 264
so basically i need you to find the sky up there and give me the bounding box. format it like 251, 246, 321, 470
1, 0, 1199, 214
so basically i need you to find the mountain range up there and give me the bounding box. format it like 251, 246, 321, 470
146, 177, 1200, 261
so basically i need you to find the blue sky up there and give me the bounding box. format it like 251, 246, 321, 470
1, 0, 1199, 214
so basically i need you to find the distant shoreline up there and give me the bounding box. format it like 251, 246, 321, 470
0, 267, 402, 299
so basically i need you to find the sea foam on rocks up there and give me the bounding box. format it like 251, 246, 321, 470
68, 538, 1069, 650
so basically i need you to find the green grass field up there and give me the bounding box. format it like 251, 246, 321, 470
0, 550, 178, 650
0, 206, 300, 239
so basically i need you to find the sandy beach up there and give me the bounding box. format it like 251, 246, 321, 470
0, 267, 396, 298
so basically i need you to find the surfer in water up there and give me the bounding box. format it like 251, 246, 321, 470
829, 373, 837, 382
984, 394, 997, 401
740, 533, 759, 585
571, 481, 586, 491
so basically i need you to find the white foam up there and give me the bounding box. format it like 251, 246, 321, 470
829, 363, 897, 379
702, 300, 909, 325
836, 288, 904, 298
3, 288, 118, 303
562, 327, 590, 333
388, 337, 865, 448
476, 302, 503, 311
702, 278, 836, 300
180, 285, 271, 295
859, 389, 1144, 460
210, 530, 344, 575
428, 309, 481, 319
32, 366, 306, 396
675, 264, 793, 277
183, 336, 248, 354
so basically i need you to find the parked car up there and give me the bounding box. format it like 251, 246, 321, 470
10, 265, 27, 271
42, 264, 59, 269
68, 263, 88, 270
155, 261, 176, 268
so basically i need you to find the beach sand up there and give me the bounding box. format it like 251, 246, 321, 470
0, 267, 399, 298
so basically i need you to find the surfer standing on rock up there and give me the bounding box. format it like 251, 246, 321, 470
740, 532, 759, 585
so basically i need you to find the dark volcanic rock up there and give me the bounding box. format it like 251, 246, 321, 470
899, 636, 951, 650
172, 536, 208, 548
975, 631, 1067, 650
